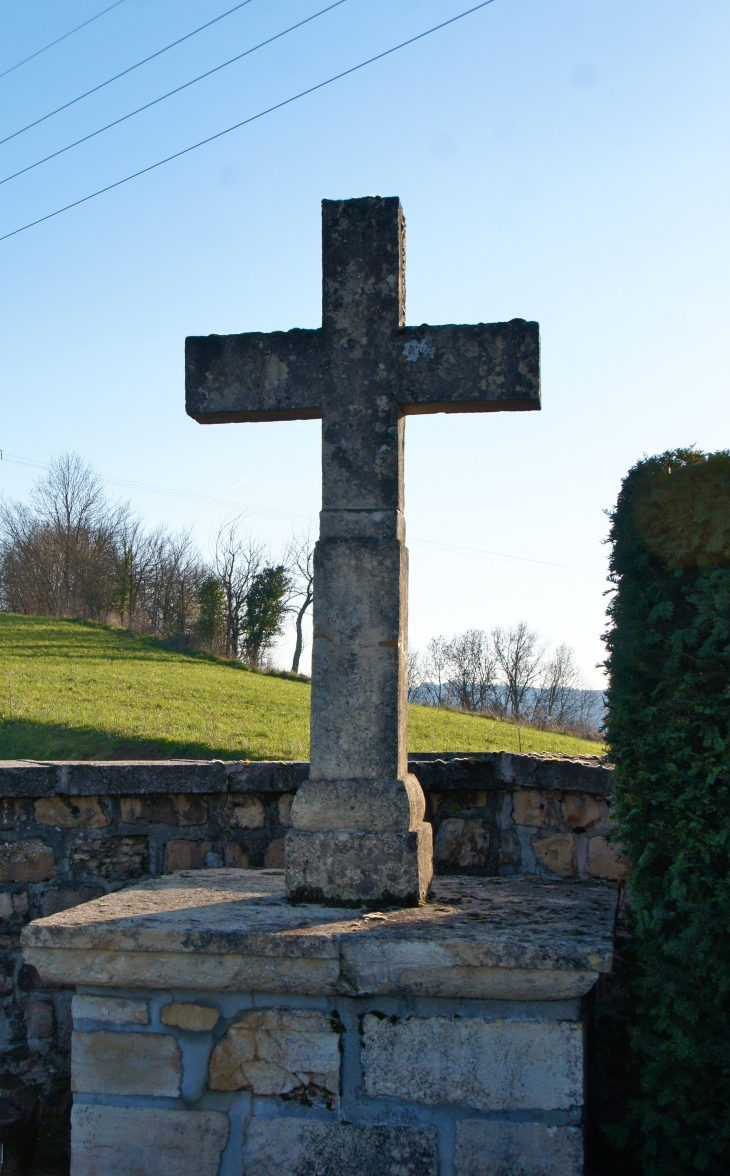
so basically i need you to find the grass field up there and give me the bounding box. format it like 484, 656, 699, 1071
0, 615, 604, 760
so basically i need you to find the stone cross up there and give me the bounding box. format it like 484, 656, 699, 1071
186, 197, 540, 907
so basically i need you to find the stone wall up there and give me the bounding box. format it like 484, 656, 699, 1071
0, 753, 618, 1170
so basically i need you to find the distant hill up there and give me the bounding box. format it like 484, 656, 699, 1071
0, 615, 604, 760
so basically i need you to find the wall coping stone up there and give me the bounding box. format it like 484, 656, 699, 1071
22, 868, 617, 1000
0, 753, 613, 798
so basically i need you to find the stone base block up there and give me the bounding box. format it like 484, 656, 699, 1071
455, 1121, 583, 1176
70, 1105, 228, 1176
243, 1120, 438, 1176
285, 823, 433, 905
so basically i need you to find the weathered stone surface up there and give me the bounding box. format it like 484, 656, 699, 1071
161, 1001, 219, 1031
34, 795, 109, 828
72, 995, 148, 1025
533, 833, 578, 877
561, 792, 606, 830
242, 1120, 437, 1176
513, 791, 560, 828
264, 839, 285, 868
71, 1030, 181, 1096
25, 1000, 54, 1039
68, 834, 147, 880
435, 817, 490, 869
0, 798, 23, 828
120, 793, 207, 826
291, 775, 425, 833
286, 826, 433, 906
23, 871, 616, 997
163, 840, 212, 871
455, 1122, 583, 1176
0, 893, 13, 920
277, 792, 294, 826
0, 838, 56, 882
41, 887, 104, 917
586, 835, 627, 881
226, 795, 265, 829
224, 843, 250, 868
209, 1008, 339, 1102
71, 1105, 228, 1176
363, 1015, 583, 1110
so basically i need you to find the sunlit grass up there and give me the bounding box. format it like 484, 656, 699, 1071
0, 614, 603, 760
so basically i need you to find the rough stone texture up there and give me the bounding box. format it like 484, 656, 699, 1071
513, 791, 561, 829
24, 870, 617, 999
586, 835, 627, 881
120, 793, 208, 825
161, 1001, 219, 1031
286, 825, 433, 906
0, 837, 56, 882
242, 1120, 437, 1176
363, 1014, 583, 1110
209, 1008, 339, 1103
187, 196, 539, 905
533, 833, 578, 877
41, 886, 104, 917
70, 1104, 229, 1176
68, 833, 147, 880
454, 1122, 583, 1176
226, 794, 265, 829
35, 796, 109, 828
72, 994, 148, 1025
435, 817, 490, 869
71, 1030, 181, 1096
561, 792, 606, 830
163, 839, 212, 871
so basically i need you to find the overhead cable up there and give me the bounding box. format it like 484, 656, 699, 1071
0, 0, 350, 189
0, 0, 257, 147
0, 1, 128, 82
0, 0, 497, 245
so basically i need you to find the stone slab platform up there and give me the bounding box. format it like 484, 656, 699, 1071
23, 868, 616, 1001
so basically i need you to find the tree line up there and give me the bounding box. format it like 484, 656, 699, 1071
0, 454, 314, 673
409, 623, 601, 738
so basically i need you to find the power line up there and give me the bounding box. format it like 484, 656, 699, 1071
0, 1, 128, 82
0, 0, 256, 147
0, 0, 497, 245
0, 0, 350, 190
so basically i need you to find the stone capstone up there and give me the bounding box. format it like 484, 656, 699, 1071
362, 1014, 583, 1110
209, 1008, 340, 1104
242, 1120, 438, 1176
70, 1105, 229, 1176
161, 1002, 220, 1032
454, 1121, 583, 1176
71, 1031, 181, 1097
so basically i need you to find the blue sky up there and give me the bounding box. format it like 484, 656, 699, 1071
0, 0, 728, 683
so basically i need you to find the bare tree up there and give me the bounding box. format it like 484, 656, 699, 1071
422, 635, 450, 707
444, 629, 498, 713
407, 648, 426, 702
491, 622, 545, 718
212, 520, 264, 659
285, 531, 314, 674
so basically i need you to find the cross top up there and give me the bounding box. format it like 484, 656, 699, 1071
187, 197, 540, 907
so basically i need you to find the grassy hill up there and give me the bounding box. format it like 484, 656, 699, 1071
0, 615, 603, 760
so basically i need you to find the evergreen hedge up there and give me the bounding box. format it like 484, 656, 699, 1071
605, 449, 730, 1174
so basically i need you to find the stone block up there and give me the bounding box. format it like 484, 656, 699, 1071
291, 775, 425, 832
71, 1105, 229, 1176
434, 817, 490, 869
34, 795, 109, 828
286, 824, 433, 906
161, 1002, 219, 1031
499, 829, 520, 868
586, 836, 627, 881
0, 893, 12, 920
242, 1120, 437, 1176
68, 835, 147, 880
41, 887, 104, 917
224, 843, 250, 868
0, 838, 56, 882
72, 995, 149, 1025
513, 791, 560, 829
164, 840, 212, 872
120, 793, 209, 825
264, 838, 285, 868
226, 795, 265, 829
72, 1030, 181, 1096
533, 833, 577, 877
455, 1122, 583, 1176
362, 1015, 583, 1110
0, 798, 22, 829
12, 892, 28, 919
561, 793, 606, 831
209, 1008, 340, 1104
25, 1000, 54, 1039
278, 793, 294, 826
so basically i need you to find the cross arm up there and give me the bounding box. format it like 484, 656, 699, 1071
395, 319, 540, 415
186, 328, 324, 424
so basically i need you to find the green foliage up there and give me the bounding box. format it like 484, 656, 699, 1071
196, 575, 225, 650
0, 614, 603, 761
605, 449, 730, 1174
242, 564, 291, 667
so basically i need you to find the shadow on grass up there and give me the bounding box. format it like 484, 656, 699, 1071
0, 716, 271, 762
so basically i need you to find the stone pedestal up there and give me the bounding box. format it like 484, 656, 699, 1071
22, 869, 616, 1176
